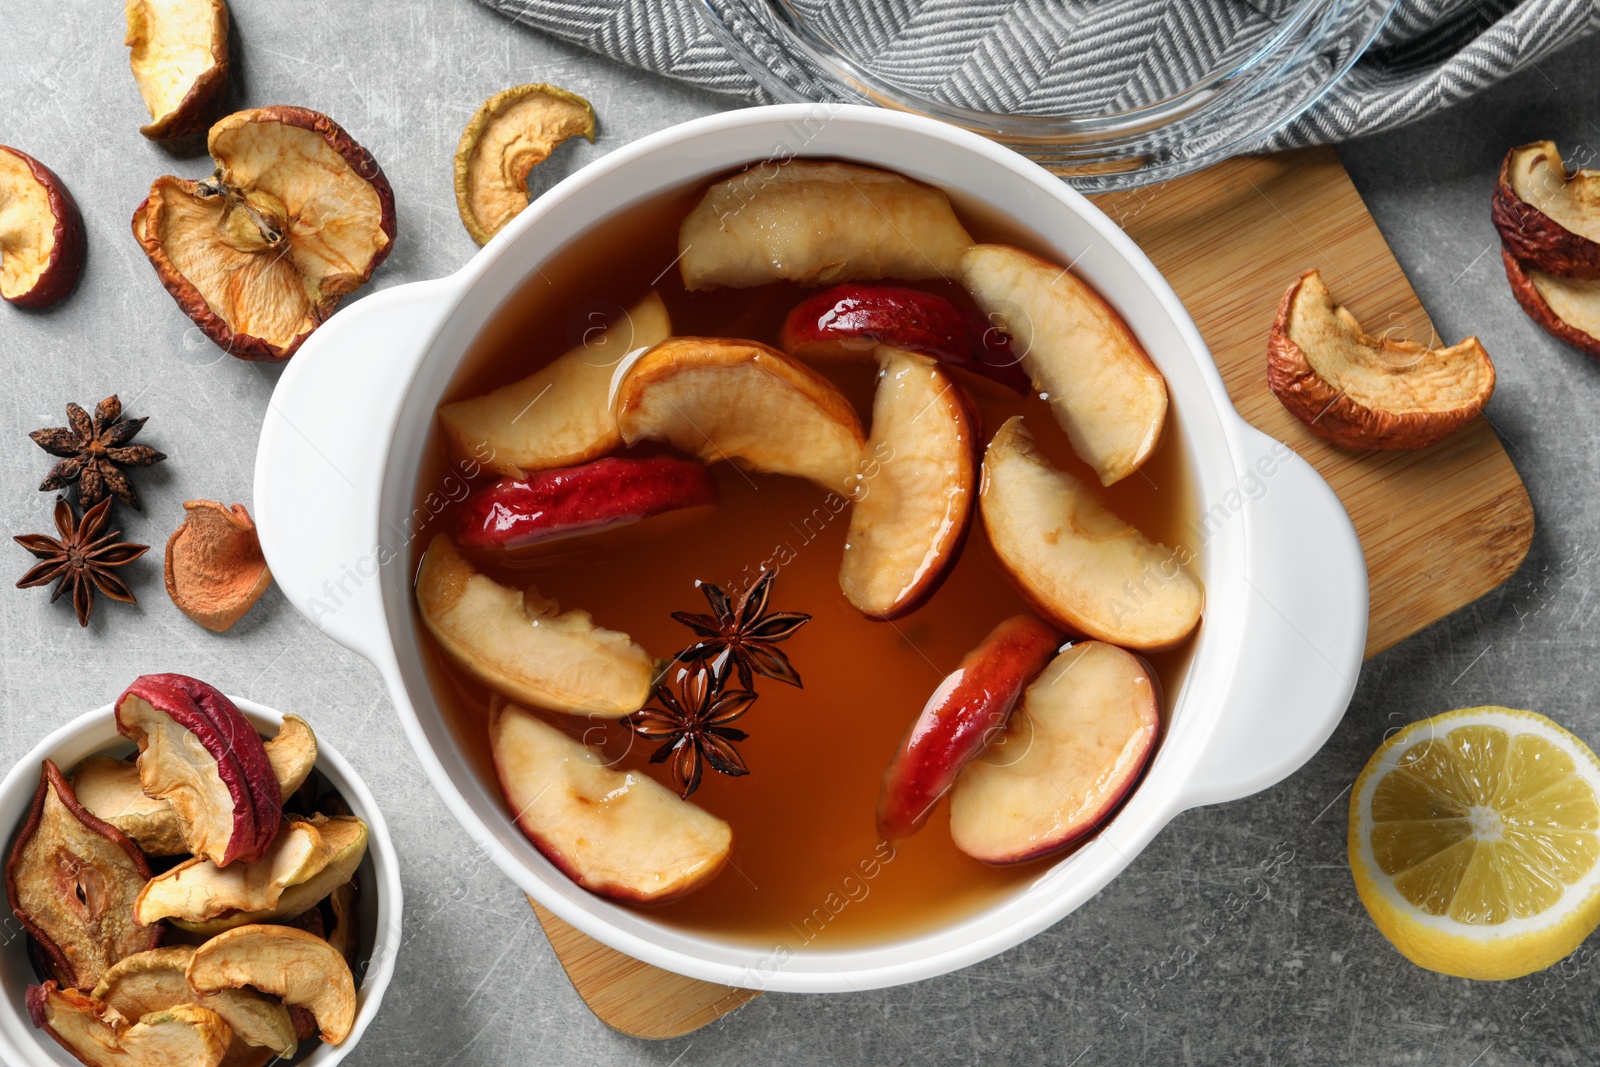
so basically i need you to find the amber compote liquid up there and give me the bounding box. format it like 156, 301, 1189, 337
411, 174, 1200, 949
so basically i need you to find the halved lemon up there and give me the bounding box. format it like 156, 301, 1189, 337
1349, 707, 1600, 980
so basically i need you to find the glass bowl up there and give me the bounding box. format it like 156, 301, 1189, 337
697, 0, 1397, 190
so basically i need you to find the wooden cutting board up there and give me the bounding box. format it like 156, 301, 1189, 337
530, 145, 1535, 1038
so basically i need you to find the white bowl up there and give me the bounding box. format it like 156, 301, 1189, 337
0, 699, 400, 1065
254, 104, 1368, 993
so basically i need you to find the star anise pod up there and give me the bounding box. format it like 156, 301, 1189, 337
15, 496, 149, 627
672, 568, 811, 688
627, 659, 755, 798
30, 395, 167, 510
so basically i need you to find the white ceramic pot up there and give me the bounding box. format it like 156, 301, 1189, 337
253, 104, 1367, 993
0, 699, 400, 1065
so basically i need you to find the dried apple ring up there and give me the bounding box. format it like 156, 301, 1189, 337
454, 83, 595, 245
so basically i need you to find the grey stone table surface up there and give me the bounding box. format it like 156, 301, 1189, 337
2, 3, 1598, 1064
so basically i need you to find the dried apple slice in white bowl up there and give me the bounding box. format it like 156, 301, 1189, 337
73, 713, 318, 857
0, 696, 399, 1066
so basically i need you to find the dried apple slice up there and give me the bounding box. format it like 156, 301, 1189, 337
1492, 141, 1600, 278
74, 714, 318, 857
614, 337, 867, 493
132, 819, 320, 926
188, 924, 357, 1045
679, 160, 973, 290
132, 106, 396, 361
164, 500, 273, 633
980, 417, 1202, 651
491, 702, 732, 902
455, 83, 595, 245
839, 347, 977, 618
325, 879, 359, 968
962, 244, 1167, 485
116, 673, 282, 866
263, 713, 317, 801
92, 947, 297, 1060
125, 0, 230, 141
950, 640, 1159, 863
0, 145, 86, 308
1268, 269, 1495, 449
5, 761, 159, 990
438, 291, 670, 476
29, 983, 233, 1067
165, 816, 367, 936
71, 756, 190, 856
1503, 248, 1600, 359
416, 534, 654, 716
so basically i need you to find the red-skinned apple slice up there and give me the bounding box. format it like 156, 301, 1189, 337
614, 337, 866, 493
951, 640, 1159, 864
116, 674, 282, 867
1503, 247, 1600, 359
981, 417, 1202, 651
961, 244, 1167, 485
0, 146, 85, 308
456, 454, 718, 553
438, 291, 671, 476
490, 702, 732, 902
416, 534, 655, 716
840, 347, 978, 619
73, 713, 317, 858
780, 283, 1030, 393
1492, 140, 1600, 277
876, 615, 1060, 841
6, 761, 160, 990
679, 160, 973, 290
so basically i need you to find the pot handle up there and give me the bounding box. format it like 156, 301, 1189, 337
1174, 422, 1369, 811
254, 277, 459, 664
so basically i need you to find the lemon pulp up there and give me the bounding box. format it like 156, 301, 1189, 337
1350, 707, 1600, 979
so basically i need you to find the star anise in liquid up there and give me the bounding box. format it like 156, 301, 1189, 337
672, 568, 811, 688
15, 497, 149, 627
627, 659, 755, 799
30, 395, 167, 510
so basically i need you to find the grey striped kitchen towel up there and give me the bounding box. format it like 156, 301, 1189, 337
475, 0, 1598, 148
